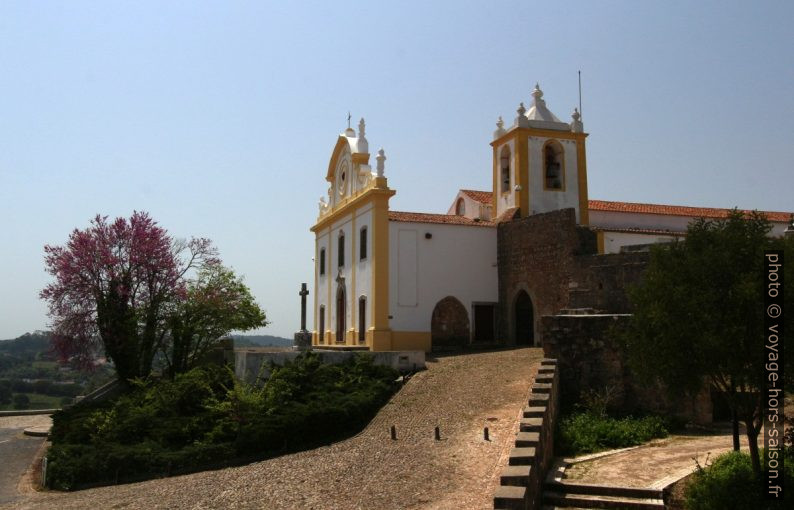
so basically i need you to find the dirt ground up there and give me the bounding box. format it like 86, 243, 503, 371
563, 432, 762, 489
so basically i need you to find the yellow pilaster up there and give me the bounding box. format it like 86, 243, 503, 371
515, 134, 529, 217
326, 226, 333, 343
313, 239, 318, 345
350, 211, 356, 345
576, 134, 590, 225
369, 183, 395, 351
492, 147, 498, 215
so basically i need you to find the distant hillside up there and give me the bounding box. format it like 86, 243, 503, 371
0, 331, 55, 370
231, 334, 293, 348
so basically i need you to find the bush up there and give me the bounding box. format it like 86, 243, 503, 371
47, 354, 399, 489
12, 393, 30, 409
684, 449, 793, 510
557, 412, 668, 456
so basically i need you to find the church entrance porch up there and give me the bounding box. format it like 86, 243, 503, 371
514, 290, 534, 346
430, 296, 470, 351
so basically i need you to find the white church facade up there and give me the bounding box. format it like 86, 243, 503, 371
310, 84, 793, 352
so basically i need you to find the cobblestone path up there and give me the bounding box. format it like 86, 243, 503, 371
6, 347, 542, 510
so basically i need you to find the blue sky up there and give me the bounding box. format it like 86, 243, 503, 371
1, 1, 792, 340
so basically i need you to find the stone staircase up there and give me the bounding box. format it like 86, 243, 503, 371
541, 480, 664, 509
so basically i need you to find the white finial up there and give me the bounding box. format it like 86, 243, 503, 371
515, 103, 529, 128
494, 116, 506, 139
571, 107, 583, 133
356, 117, 369, 153
347, 111, 351, 129
532, 83, 543, 102
376, 148, 386, 177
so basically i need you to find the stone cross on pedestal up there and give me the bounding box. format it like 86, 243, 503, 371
293, 283, 312, 351
299, 283, 309, 332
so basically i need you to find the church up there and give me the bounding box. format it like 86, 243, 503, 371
309, 84, 792, 352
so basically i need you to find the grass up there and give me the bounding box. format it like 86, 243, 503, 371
556, 411, 669, 456
0, 392, 64, 411
31, 361, 58, 370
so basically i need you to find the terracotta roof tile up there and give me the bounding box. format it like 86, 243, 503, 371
495, 207, 520, 223
458, 190, 792, 223
460, 190, 493, 205
588, 200, 792, 223
388, 211, 494, 227
592, 226, 687, 236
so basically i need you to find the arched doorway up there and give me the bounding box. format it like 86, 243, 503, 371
336, 286, 346, 343
514, 290, 534, 345
431, 296, 470, 351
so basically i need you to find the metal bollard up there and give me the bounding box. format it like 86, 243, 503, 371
434, 426, 441, 441
484, 427, 490, 441
391, 425, 397, 440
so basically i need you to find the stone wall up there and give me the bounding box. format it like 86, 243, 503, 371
497, 207, 712, 428
496, 209, 597, 344
493, 358, 559, 510
541, 313, 712, 424
568, 252, 649, 312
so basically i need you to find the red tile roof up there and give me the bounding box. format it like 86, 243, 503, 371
455, 190, 792, 223
592, 226, 687, 236
460, 189, 493, 205
388, 211, 494, 227
588, 200, 792, 223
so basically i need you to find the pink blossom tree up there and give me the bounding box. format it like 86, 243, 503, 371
41, 212, 222, 383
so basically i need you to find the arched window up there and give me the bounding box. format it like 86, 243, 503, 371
338, 231, 345, 267
358, 296, 366, 344
360, 227, 367, 260
319, 248, 326, 276
319, 305, 325, 344
500, 146, 511, 193
336, 286, 346, 343
544, 140, 564, 190
455, 198, 465, 216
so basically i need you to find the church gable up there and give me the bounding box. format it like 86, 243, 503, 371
321, 119, 375, 214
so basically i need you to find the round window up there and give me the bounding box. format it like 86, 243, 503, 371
338, 162, 348, 195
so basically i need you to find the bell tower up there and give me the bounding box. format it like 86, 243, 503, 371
490, 83, 589, 224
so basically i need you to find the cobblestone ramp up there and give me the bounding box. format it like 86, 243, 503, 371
7, 347, 543, 510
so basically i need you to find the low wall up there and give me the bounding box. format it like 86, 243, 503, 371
542, 313, 711, 424
0, 409, 58, 417
234, 348, 426, 384
493, 358, 559, 510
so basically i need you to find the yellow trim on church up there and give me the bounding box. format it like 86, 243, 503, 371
369, 182, 394, 350
576, 136, 590, 225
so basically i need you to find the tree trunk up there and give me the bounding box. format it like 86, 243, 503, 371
730, 380, 740, 451
731, 408, 740, 451
745, 418, 761, 476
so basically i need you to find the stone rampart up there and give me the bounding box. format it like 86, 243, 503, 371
542, 313, 711, 424
493, 358, 559, 510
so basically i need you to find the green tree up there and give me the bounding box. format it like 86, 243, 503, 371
40, 213, 269, 384
0, 380, 11, 405
621, 210, 793, 475
164, 265, 267, 377
13, 393, 30, 410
